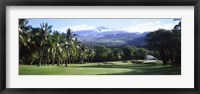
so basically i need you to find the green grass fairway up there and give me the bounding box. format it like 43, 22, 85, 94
19, 60, 181, 75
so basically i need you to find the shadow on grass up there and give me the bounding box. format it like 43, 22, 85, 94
79, 63, 160, 69
78, 63, 181, 75
97, 67, 181, 75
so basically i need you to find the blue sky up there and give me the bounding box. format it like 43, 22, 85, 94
26, 18, 180, 33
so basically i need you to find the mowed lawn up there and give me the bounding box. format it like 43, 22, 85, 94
19, 60, 181, 75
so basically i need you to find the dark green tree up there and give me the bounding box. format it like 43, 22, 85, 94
146, 29, 173, 65
94, 45, 111, 62
145, 27, 181, 65
112, 48, 123, 61
121, 45, 137, 60
135, 48, 150, 59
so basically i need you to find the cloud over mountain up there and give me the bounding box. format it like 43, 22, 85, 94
56, 21, 176, 47
58, 21, 175, 33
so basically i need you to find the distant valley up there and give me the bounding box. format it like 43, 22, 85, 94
73, 26, 149, 47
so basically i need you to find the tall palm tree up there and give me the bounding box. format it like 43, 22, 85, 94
66, 28, 78, 64
19, 19, 32, 64
37, 23, 52, 66
48, 31, 68, 66
49, 31, 60, 66
28, 28, 41, 65
19, 19, 32, 48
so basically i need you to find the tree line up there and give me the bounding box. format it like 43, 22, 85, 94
93, 45, 152, 62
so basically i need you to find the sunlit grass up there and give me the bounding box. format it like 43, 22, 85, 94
19, 60, 181, 75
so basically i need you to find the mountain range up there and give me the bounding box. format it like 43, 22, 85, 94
73, 26, 149, 47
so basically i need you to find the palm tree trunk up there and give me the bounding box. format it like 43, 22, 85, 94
52, 59, 55, 66
31, 59, 34, 65
65, 61, 68, 67
39, 58, 42, 66
61, 60, 63, 65
57, 59, 60, 66
38, 48, 44, 66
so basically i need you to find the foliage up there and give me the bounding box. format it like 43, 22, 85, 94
145, 22, 181, 65
93, 45, 112, 61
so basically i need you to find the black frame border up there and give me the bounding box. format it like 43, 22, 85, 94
0, 0, 200, 94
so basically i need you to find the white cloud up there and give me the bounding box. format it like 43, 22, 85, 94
57, 21, 176, 33
58, 24, 96, 33
119, 21, 175, 33
95, 27, 117, 33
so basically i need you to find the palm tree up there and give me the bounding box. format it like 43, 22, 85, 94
49, 31, 61, 66
19, 19, 32, 64
60, 33, 69, 66
19, 19, 31, 48
28, 28, 41, 65
48, 31, 69, 66
66, 28, 78, 64
37, 23, 52, 66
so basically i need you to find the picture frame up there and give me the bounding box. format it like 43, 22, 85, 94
0, 0, 200, 94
